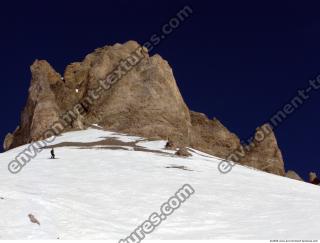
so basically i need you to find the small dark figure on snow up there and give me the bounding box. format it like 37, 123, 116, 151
50, 148, 55, 159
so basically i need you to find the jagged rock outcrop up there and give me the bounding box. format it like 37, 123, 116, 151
285, 170, 303, 181
165, 140, 178, 150
309, 172, 320, 185
8, 41, 191, 149
239, 124, 285, 176
4, 40, 286, 176
3, 132, 15, 151
189, 111, 240, 158
8, 60, 62, 148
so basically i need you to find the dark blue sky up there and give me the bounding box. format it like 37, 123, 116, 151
0, 0, 319, 180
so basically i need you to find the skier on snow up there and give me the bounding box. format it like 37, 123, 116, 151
50, 148, 55, 159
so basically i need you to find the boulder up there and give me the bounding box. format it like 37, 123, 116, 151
175, 147, 192, 157
7, 60, 62, 149
165, 140, 178, 150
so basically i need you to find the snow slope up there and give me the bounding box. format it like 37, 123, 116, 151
0, 127, 319, 240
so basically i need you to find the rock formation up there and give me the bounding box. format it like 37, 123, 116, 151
5, 60, 62, 149
285, 170, 303, 181
165, 140, 178, 150
175, 147, 192, 157
4, 41, 286, 176
28, 214, 40, 225
239, 124, 285, 176
3, 132, 15, 151
309, 172, 320, 185
189, 111, 240, 158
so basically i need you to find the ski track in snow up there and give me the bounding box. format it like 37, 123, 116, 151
0, 127, 319, 240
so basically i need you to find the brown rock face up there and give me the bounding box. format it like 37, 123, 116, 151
84, 48, 191, 145
285, 170, 303, 181
8, 41, 191, 149
189, 111, 240, 158
64, 41, 190, 145
8, 60, 62, 148
240, 124, 285, 176
3, 132, 14, 151
309, 172, 320, 185
5, 41, 286, 176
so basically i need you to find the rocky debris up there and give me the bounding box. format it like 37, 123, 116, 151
309, 172, 320, 185
285, 170, 303, 181
165, 140, 178, 150
175, 147, 192, 157
239, 124, 285, 176
28, 214, 40, 225
4, 41, 287, 177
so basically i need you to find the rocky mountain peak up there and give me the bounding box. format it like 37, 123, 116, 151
4, 41, 286, 176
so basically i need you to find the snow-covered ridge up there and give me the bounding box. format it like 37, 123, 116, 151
0, 127, 319, 240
